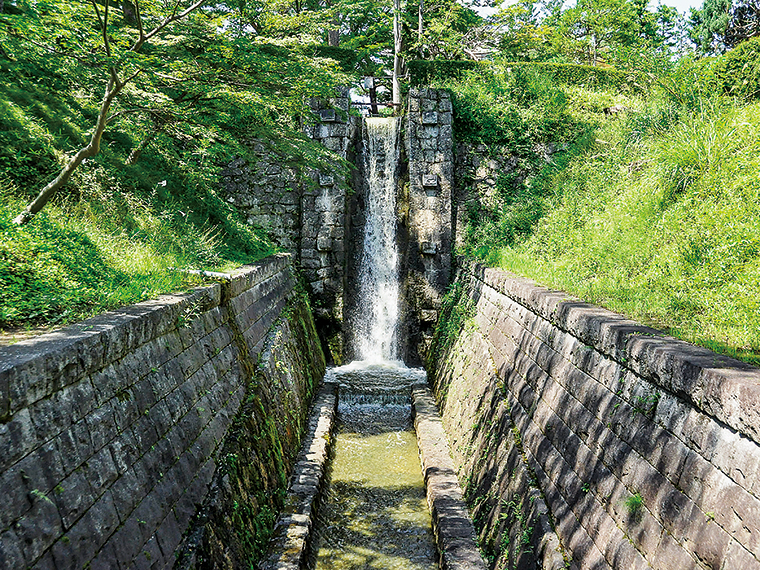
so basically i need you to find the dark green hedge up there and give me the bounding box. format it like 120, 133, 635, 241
713, 36, 760, 99
502, 62, 630, 88
408, 59, 633, 89
407, 60, 485, 86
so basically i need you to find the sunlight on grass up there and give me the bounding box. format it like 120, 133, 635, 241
494, 100, 760, 364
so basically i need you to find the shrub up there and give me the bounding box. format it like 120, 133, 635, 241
407, 60, 484, 86
713, 36, 760, 100
499, 62, 633, 90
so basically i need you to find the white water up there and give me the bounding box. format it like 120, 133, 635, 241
355, 117, 402, 363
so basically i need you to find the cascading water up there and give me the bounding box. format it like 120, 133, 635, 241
355, 117, 402, 362
309, 117, 437, 570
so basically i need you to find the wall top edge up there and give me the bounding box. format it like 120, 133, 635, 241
462, 258, 760, 445
0, 254, 293, 374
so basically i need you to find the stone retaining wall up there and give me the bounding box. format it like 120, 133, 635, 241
220, 88, 358, 362
430, 260, 760, 569
0, 254, 325, 569
401, 88, 454, 363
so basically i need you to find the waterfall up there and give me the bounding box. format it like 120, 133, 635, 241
355, 117, 402, 363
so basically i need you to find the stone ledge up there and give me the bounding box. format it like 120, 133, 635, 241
0, 284, 223, 422
258, 383, 337, 570
464, 260, 760, 449
412, 386, 486, 570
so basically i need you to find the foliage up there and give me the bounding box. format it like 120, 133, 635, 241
0, 178, 259, 329
1, 0, 350, 223
296, 45, 360, 71
407, 59, 484, 86
690, 0, 760, 55
500, 62, 633, 89
488, 90, 760, 364
432, 65, 603, 257
404, 0, 487, 60
712, 35, 760, 99
492, 0, 689, 69
624, 492, 644, 518
428, 281, 476, 370
0, 0, 358, 328
409, 60, 633, 90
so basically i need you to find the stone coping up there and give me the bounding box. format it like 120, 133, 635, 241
412, 385, 487, 570
259, 382, 338, 570
0, 254, 293, 422
463, 259, 760, 449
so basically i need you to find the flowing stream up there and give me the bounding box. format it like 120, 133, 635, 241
311, 118, 438, 570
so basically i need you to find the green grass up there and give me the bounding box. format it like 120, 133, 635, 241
0, 179, 271, 332
0, 64, 275, 332
486, 97, 760, 365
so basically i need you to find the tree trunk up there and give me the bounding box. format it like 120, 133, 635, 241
418, 0, 424, 57
0, 0, 5, 14
327, 29, 340, 46
122, 0, 137, 23
393, 0, 402, 109
14, 81, 120, 225
369, 77, 379, 115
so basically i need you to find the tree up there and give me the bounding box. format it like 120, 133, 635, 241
688, 0, 759, 54
725, 0, 760, 47
556, 0, 640, 66
10, 0, 209, 224
407, 0, 485, 60
5, 0, 353, 224
494, 1, 557, 61
689, 0, 732, 53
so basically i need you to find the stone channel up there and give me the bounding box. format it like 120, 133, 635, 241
258, 362, 485, 570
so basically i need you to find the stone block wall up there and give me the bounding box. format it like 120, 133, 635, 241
403, 88, 454, 362
431, 260, 760, 569
221, 146, 299, 252
452, 144, 519, 251
0, 254, 325, 569
219, 89, 358, 363
301, 87, 359, 358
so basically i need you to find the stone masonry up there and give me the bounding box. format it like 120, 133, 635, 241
0, 254, 325, 569
220, 88, 358, 362
221, 147, 299, 252
431, 260, 760, 569
403, 88, 454, 362
301, 87, 359, 359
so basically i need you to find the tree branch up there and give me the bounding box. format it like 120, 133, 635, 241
134, 0, 145, 43
137, 0, 208, 48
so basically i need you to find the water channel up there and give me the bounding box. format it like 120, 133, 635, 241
309, 117, 440, 570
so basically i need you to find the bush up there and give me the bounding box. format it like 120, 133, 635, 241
297, 45, 359, 72
713, 36, 760, 100
500, 62, 633, 90
407, 60, 484, 86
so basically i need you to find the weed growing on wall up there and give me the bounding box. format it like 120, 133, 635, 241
428, 280, 476, 375
624, 492, 644, 523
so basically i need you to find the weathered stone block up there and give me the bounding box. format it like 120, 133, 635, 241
423, 174, 438, 187
318, 109, 336, 122
422, 111, 438, 125
421, 241, 438, 255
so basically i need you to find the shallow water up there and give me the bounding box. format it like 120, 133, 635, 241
312, 363, 437, 570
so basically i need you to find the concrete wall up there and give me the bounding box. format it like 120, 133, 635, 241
0, 254, 325, 569
430, 260, 760, 569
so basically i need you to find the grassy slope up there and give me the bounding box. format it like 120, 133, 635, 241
490, 95, 760, 364
0, 64, 275, 333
